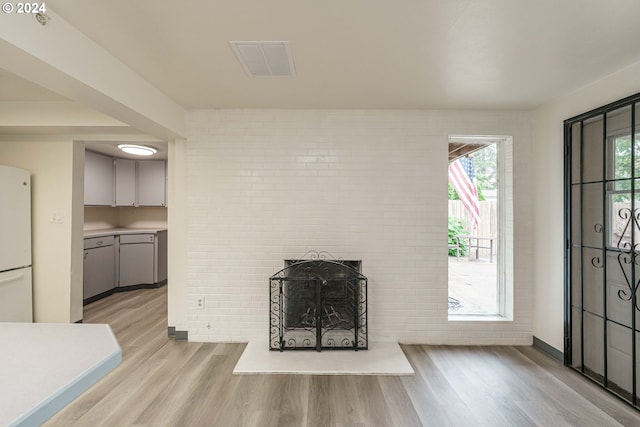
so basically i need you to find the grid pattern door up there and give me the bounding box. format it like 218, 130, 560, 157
566, 94, 640, 407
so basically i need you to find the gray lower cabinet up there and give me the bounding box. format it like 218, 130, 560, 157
156, 230, 168, 283
84, 231, 167, 303
83, 236, 116, 300
119, 234, 155, 286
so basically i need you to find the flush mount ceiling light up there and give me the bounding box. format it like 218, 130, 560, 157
230, 41, 296, 77
117, 144, 157, 156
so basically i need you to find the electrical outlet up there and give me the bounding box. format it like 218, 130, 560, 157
196, 296, 205, 310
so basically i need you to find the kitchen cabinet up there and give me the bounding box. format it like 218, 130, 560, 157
114, 159, 167, 207
83, 230, 167, 304
119, 234, 155, 287
83, 236, 116, 301
137, 160, 167, 206
84, 151, 166, 207
114, 158, 136, 206
84, 151, 114, 206
156, 230, 168, 283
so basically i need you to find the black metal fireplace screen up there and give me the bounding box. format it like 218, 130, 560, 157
269, 253, 367, 351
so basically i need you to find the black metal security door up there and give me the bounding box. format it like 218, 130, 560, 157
565, 92, 640, 408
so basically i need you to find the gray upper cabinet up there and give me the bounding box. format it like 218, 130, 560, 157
85, 151, 166, 207
114, 158, 136, 206
84, 151, 114, 206
137, 160, 167, 206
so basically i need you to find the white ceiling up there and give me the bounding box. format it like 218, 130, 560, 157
4, 0, 640, 112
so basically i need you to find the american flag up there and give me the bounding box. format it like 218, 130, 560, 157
448, 156, 480, 229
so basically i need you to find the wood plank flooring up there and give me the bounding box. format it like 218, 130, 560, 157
45, 286, 640, 426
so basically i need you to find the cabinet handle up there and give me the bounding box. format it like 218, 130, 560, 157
0, 272, 24, 284
96, 240, 103, 246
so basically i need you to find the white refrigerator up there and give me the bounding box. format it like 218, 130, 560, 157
0, 165, 33, 322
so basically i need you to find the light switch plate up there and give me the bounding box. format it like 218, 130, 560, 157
50, 211, 62, 224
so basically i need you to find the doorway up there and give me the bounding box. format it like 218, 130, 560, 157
81, 140, 169, 321
565, 94, 640, 407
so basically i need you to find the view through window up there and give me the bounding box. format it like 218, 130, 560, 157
448, 139, 499, 315
607, 132, 640, 249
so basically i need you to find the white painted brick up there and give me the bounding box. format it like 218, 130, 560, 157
184, 109, 533, 345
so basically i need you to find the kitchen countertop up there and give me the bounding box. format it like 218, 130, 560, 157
83, 227, 167, 238
0, 323, 121, 426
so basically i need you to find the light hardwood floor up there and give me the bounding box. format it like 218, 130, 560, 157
45, 286, 640, 426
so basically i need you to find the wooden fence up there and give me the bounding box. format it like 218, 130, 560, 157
448, 200, 497, 259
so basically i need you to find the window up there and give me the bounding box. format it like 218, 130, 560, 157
448, 136, 513, 319
606, 132, 640, 249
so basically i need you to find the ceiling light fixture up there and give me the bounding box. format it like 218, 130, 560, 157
117, 144, 157, 156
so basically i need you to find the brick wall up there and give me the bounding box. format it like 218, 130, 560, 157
184, 109, 532, 344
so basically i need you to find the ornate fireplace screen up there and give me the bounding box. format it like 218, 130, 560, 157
269, 252, 367, 351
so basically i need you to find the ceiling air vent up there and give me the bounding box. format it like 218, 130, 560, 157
230, 41, 296, 77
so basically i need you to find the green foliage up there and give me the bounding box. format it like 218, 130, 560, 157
474, 144, 498, 192
448, 217, 468, 256
448, 183, 459, 200
476, 183, 486, 201
610, 135, 640, 202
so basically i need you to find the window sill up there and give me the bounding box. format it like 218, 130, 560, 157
448, 314, 511, 322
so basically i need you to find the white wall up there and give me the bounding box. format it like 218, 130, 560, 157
83, 207, 118, 230
0, 138, 83, 322
180, 109, 533, 344
532, 59, 640, 352
70, 142, 84, 322
167, 139, 188, 332
83, 206, 167, 230
118, 207, 167, 228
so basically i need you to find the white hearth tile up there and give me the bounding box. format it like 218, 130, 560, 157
233, 341, 415, 376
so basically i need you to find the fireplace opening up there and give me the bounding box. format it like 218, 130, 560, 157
270, 253, 367, 351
